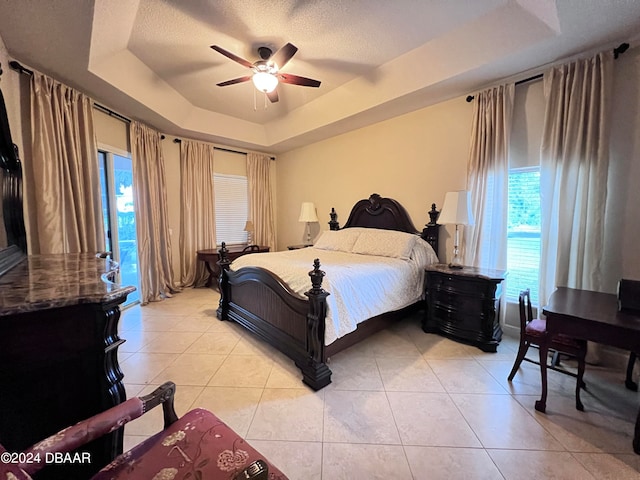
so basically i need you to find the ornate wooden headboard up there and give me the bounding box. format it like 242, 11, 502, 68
329, 193, 439, 256
341, 193, 419, 234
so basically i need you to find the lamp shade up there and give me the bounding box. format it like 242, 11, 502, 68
438, 191, 475, 226
243, 221, 254, 232
298, 202, 319, 223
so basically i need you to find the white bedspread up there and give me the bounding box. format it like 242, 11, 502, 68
230, 244, 437, 344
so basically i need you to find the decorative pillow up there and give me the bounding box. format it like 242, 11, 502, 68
350, 228, 418, 259
411, 238, 439, 267
313, 229, 362, 252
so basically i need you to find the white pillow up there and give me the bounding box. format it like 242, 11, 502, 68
350, 228, 418, 259
313, 229, 362, 252
411, 238, 439, 267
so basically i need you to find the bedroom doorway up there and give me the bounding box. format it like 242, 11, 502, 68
98, 149, 140, 306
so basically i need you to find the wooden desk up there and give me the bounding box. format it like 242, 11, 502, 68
197, 245, 269, 288
539, 287, 640, 453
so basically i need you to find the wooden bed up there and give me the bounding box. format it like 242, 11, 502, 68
216, 193, 437, 390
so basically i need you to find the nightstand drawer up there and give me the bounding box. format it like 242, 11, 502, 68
429, 290, 485, 315
427, 273, 488, 297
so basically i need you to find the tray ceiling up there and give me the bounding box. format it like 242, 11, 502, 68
0, 0, 638, 153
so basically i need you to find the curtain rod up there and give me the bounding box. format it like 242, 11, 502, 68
9, 60, 133, 124
172, 138, 275, 160
10, 60, 275, 159
465, 42, 630, 103
93, 103, 131, 124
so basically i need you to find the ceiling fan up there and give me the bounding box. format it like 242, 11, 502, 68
210, 43, 321, 103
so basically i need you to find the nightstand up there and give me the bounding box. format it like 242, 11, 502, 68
287, 244, 313, 250
423, 264, 506, 352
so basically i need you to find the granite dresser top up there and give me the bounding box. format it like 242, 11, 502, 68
0, 253, 136, 316
426, 263, 507, 281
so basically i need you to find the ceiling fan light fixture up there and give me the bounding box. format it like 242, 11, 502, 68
252, 72, 278, 93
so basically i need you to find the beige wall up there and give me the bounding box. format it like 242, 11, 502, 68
275, 96, 473, 258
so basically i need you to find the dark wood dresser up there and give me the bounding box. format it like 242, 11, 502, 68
0, 253, 134, 479
423, 264, 506, 352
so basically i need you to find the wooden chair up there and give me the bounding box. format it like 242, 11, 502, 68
508, 289, 588, 410
1, 382, 287, 480
619, 279, 640, 391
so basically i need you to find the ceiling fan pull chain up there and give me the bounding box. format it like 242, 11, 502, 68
253, 87, 257, 111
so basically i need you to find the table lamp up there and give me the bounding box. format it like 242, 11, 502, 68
244, 220, 254, 245
298, 202, 319, 245
438, 190, 474, 269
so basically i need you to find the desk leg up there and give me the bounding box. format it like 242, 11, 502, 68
535, 341, 549, 413
203, 260, 216, 289
626, 352, 638, 391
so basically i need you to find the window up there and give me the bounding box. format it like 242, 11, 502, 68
214, 173, 248, 245
507, 167, 541, 305
98, 149, 140, 306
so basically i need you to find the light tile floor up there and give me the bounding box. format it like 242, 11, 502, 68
118, 288, 640, 479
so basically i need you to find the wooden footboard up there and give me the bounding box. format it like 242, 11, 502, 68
216, 244, 332, 390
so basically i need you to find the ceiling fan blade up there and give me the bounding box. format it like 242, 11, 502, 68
277, 73, 321, 88
271, 43, 298, 70
266, 90, 279, 103
210, 45, 253, 68
216, 76, 252, 87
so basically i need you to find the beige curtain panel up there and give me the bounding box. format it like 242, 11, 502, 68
539, 50, 614, 308
179, 139, 216, 287
465, 83, 514, 270
29, 72, 104, 254
247, 152, 276, 251
130, 121, 179, 304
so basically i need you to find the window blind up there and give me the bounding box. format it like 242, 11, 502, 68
214, 173, 248, 246
507, 167, 541, 305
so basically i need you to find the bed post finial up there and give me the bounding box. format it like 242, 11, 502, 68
303, 259, 332, 390
308, 259, 326, 293
217, 242, 231, 318
428, 203, 440, 226
329, 208, 340, 231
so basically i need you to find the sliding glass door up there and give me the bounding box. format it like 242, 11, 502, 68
98, 150, 140, 306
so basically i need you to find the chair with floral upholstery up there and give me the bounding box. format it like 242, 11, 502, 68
0, 382, 287, 480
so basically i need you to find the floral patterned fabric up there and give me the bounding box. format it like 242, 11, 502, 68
19, 397, 145, 476
93, 408, 288, 480
0, 445, 32, 480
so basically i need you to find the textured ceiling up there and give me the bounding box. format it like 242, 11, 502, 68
0, 0, 639, 153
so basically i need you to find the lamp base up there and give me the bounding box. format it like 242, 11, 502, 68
448, 250, 464, 269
